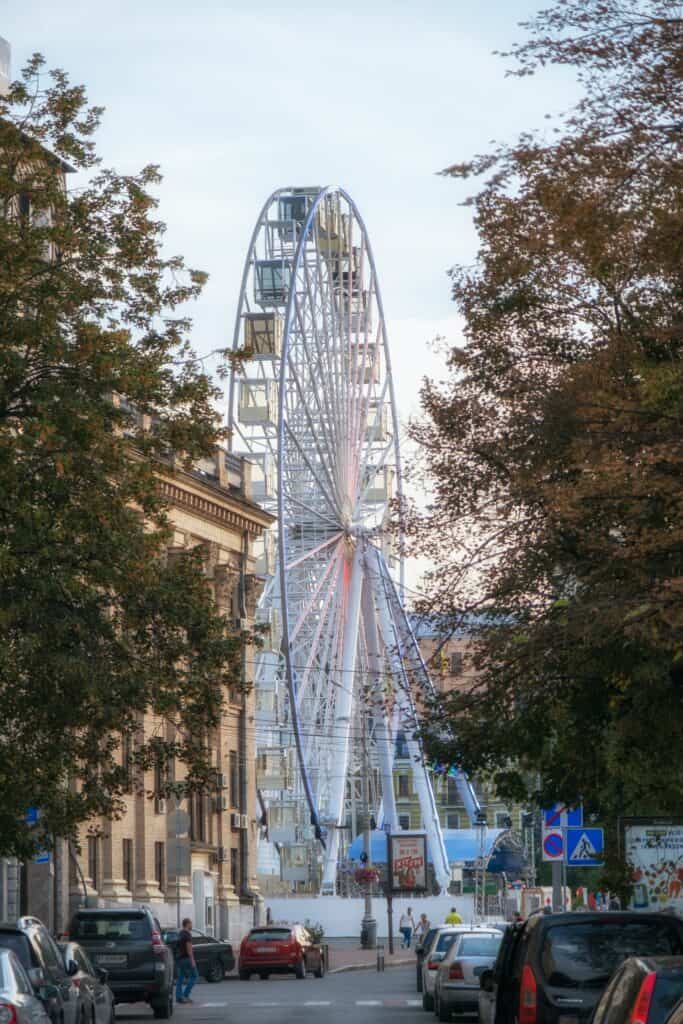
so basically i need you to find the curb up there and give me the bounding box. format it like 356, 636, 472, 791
329, 958, 413, 973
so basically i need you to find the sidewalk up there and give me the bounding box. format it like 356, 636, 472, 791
326, 937, 416, 973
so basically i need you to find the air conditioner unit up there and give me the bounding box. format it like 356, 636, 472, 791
216, 846, 228, 863
215, 772, 228, 790
231, 812, 241, 830
214, 795, 229, 813
240, 814, 249, 830
154, 797, 166, 815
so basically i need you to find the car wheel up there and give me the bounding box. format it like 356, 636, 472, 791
206, 958, 224, 984
295, 959, 306, 980
151, 992, 173, 1019
238, 969, 250, 981
423, 992, 434, 1012
417, 964, 423, 993
259, 973, 269, 980
438, 998, 451, 1022
314, 958, 325, 979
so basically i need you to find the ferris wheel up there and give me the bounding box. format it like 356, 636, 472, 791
227, 186, 477, 892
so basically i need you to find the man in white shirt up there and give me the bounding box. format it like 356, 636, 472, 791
399, 908, 415, 948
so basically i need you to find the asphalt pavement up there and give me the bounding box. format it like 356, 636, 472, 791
115, 965, 424, 1024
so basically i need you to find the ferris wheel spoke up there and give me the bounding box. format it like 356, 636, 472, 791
295, 554, 345, 711
282, 420, 340, 520
284, 342, 342, 508
289, 541, 344, 644
284, 531, 343, 573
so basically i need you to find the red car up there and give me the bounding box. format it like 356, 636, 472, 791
238, 925, 325, 980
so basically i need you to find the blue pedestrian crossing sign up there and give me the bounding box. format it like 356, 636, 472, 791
543, 803, 583, 828
566, 827, 604, 867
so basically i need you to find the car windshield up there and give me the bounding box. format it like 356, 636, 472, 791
458, 935, 502, 957
541, 923, 683, 989
0, 935, 31, 971
71, 914, 151, 941
248, 930, 290, 942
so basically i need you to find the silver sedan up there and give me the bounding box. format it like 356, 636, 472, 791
433, 929, 502, 1022
0, 948, 50, 1024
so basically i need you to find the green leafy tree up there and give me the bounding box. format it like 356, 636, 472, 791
0, 56, 243, 856
410, 2, 683, 838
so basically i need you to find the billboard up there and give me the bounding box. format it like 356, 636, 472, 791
387, 831, 428, 892
623, 818, 683, 910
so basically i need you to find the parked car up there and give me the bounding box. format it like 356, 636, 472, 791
161, 929, 234, 982
68, 907, 174, 1019
0, 917, 79, 1024
417, 929, 440, 993
592, 956, 683, 1024
58, 942, 115, 1024
0, 948, 51, 1024
422, 927, 472, 1011
434, 929, 502, 1022
238, 925, 324, 980
478, 912, 683, 1024
664, 998, 683, 1024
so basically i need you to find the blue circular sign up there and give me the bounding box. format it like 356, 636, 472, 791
543, 832, 563, 858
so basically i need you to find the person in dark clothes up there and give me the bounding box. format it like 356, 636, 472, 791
176, 917, 198, 1004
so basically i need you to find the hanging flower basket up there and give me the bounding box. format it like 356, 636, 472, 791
355, 867, 380, 885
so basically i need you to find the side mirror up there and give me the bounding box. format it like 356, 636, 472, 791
480, 969, 494, 992
67, 960, 79, 977
28, 967, 45, 989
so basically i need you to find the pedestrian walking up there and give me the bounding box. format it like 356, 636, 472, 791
414, 912, 430, 944
445, 906, 462, 925
175, 917, 199, 1005
399, 907, 415, 948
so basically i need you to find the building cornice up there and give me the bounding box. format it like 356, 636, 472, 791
157, 469, 273, 538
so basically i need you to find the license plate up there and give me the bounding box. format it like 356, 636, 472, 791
256, 946, 273, 953
97, 954, 127, 965
558, 1016, 579, 1024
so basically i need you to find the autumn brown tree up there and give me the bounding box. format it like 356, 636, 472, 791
0, 56, 243, 856
410, 1, 683, 844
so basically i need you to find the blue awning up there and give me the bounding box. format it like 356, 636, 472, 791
346, 829, 526, 875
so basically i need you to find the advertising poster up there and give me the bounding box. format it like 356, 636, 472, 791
388, 831, 428, 892
623, 818, 683, 910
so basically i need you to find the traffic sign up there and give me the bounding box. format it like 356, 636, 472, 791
34, 849, 50, 865
25, 807, 39, 825
543, 803, 583, 828
566, 827, 604, 867
542, 829, 564, 861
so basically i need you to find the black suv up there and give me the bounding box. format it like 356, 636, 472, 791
68, 907, 174, 1019
0, 916, 80, 1024
479, 912, 683, 1024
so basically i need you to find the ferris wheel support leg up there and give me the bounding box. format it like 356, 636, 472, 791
361, 582, 398, 831
369, 549, 451, 893
320, 543, 364, 894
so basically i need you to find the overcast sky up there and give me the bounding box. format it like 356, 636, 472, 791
2, 0, 577, 584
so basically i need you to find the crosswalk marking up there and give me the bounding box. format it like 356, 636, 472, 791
356, 1000, 382, 1006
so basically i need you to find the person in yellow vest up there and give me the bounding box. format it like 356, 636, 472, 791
445, 906, 462, 924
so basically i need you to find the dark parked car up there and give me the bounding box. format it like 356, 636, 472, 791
58, 942, 115, 1024
478, 913, 683, 1024
161, 929, 235, 983
0, 917, 79, 1024
0, 948, 50, 1024
592, 956, 683, 1024
68, 907, 174, 1019
238, 925, 324, 980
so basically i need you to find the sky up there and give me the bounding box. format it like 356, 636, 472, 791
1, 0, 578, 585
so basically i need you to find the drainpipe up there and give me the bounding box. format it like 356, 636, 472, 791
239, 529, 263, 926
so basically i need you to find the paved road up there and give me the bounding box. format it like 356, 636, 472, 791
116, 966, 424, 1024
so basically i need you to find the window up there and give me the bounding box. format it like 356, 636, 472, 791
397, 775, 409, 798
457, 934, 502, 957
8, 956, 32, 995
447, 813, 460, 829
540, 922, 682, 990
121, 733, 133, 789
446, 777, 459, 804
122, 838, 133, 892
32, 929, 61, 974
190, 792, 206, 843
395, 732, 408, 759
230, 847, 239, 889
87, 836, 99, 890
154, 842, 165, 892
71, 913, 152, 941
398, 814, 410, 830
449, 651, 464, 675
229, 751, 238, 809
496, 812, 513, 829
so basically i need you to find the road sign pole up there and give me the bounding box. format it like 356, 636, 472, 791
552, 860, 563, 911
